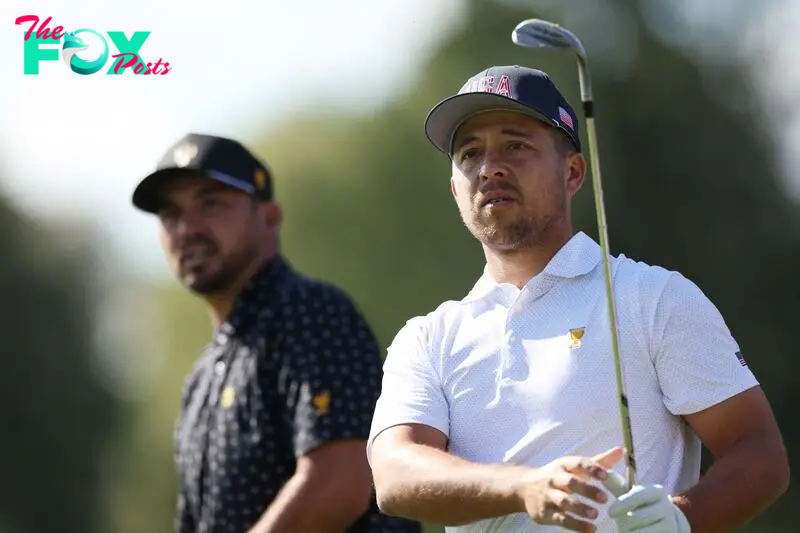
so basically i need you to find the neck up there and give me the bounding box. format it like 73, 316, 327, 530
205, 250, 275, 329
206, 293, 237, 330
483, 227, 574, 288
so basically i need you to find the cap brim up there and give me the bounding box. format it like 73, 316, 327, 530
424, 92, 561, 156
132, 167, 258, 214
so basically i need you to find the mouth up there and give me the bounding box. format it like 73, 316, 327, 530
480, 192, 518, 208
179, 244, 216, 270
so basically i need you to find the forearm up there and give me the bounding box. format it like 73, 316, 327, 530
673, 434, 789, 533
373, 442, 526, 525
247, 472, 362, 533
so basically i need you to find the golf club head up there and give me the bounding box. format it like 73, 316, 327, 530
512, 18, 594, 103
511, 18, 587, 62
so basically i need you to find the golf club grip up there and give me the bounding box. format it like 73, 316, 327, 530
584, 115, 637, 490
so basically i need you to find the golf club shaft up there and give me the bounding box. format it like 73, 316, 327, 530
510, 16, 638, 490
583, 109, 637, 489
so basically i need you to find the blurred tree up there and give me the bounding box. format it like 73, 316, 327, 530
0, 193, 120, 533
97, 278, 209, 533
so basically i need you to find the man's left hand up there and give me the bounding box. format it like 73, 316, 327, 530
608, 484, 691, 533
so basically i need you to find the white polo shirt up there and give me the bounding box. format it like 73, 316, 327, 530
367, 232, 758, 532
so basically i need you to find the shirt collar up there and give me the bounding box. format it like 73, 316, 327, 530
216, 254, 293, 338
463, 232, 602, 303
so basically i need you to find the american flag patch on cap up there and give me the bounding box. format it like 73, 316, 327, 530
735, 350, 747, 367
559, 106, 574, 130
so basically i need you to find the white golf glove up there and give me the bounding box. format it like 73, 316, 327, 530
603, 473, 691, 533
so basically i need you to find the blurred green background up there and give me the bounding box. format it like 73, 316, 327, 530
1, 1, 797, 532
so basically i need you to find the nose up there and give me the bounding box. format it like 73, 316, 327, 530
172, 211, 206, 239
478, 151, 509, 182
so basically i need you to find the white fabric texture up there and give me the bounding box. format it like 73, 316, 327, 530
368, 232, 758, 532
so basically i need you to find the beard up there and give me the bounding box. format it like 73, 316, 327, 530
177, 236, 259, 295
461, 194, 565, 252
464, 208, 552, 251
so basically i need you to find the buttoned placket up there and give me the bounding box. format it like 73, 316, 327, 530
193, 335, 233, 523
501, 273, 561, 383
210, 329, 234, 407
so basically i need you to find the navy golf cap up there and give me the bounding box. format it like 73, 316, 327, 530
132, 133, 273, 213
424, 65, 581, 156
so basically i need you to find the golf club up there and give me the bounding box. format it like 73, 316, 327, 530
512, 18, 636, 492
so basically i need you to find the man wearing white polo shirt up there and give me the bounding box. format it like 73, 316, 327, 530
367, 65, 789, 533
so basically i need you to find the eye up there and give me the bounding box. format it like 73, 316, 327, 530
158, 208, 179, 224
508, 141, 526, 151
201, 197, 224, 212
460, 148, 479, 161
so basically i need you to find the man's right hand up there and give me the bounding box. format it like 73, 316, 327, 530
514, 447, 624, 533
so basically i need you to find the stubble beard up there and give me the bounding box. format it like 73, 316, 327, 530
462, 192, 566, 252
465, 209, 552, 251
182, 243, 259, 296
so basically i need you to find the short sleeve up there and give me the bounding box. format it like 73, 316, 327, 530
279, 289, 384, 459
652, 273, 759, 416
366, 316, 450, 463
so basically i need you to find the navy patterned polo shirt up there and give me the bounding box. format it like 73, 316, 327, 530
173, 255, 420, 533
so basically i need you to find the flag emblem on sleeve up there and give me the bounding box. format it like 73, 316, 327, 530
735, 351, 747, 367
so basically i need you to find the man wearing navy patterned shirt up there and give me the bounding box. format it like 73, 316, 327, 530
132, 133, 421, 533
